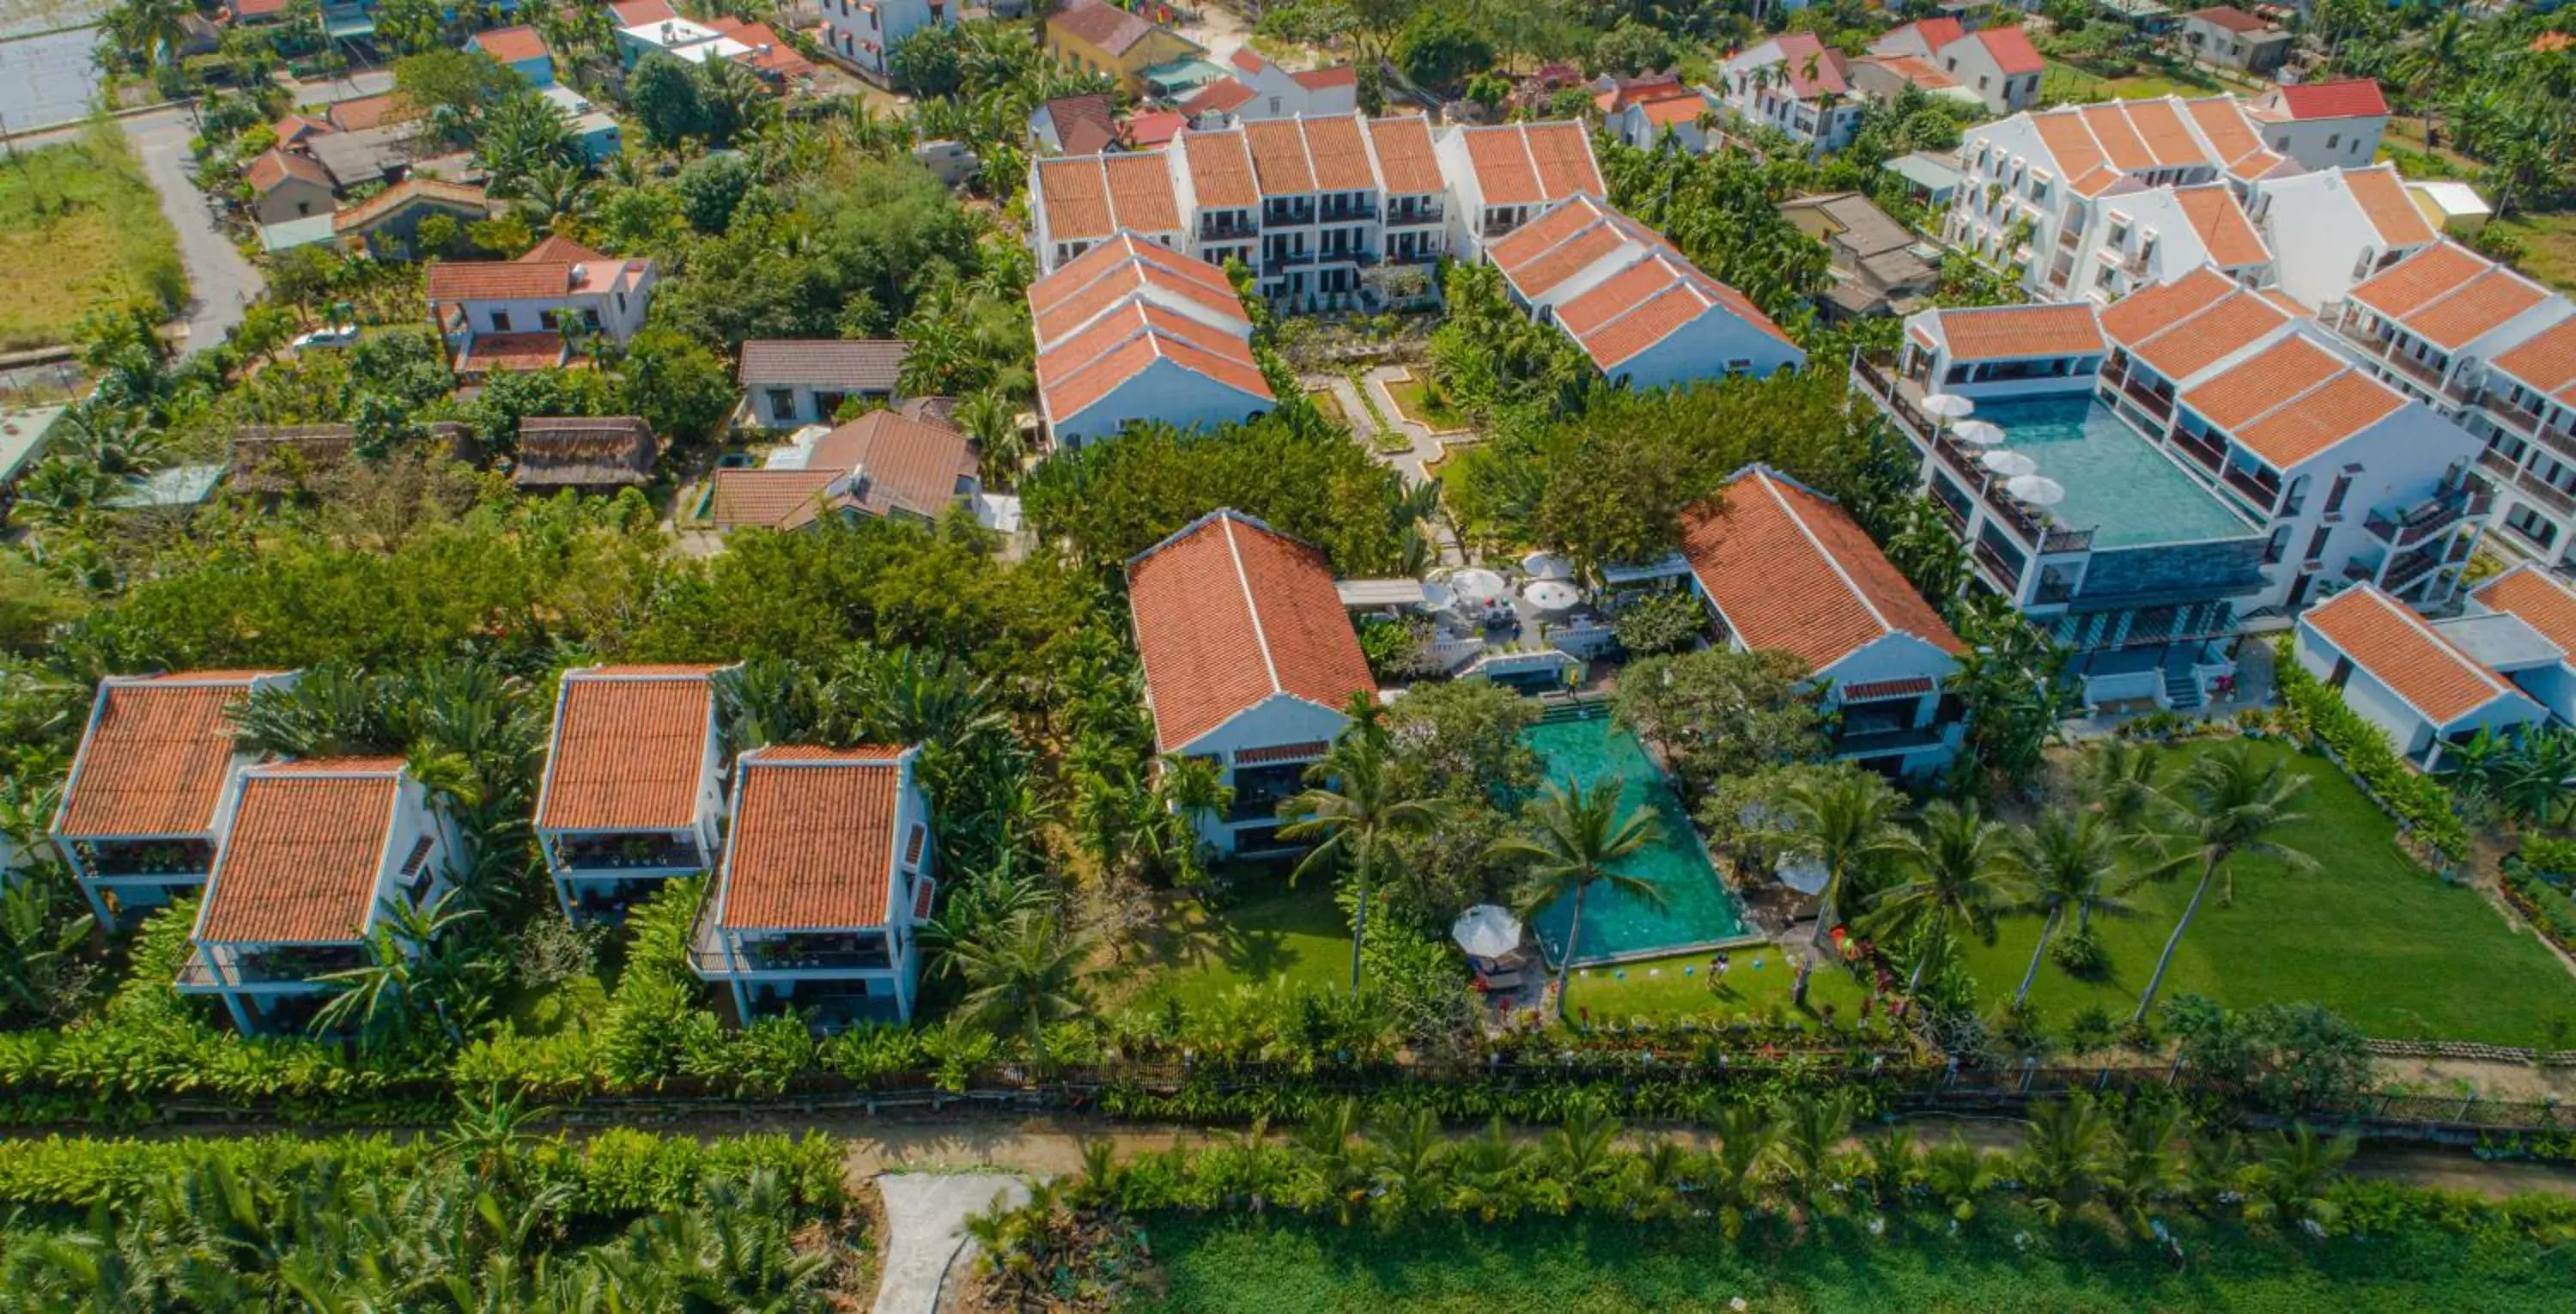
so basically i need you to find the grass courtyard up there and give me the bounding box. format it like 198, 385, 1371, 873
0, 121, 185, 352
2041, 58, 2232, 103
1384, 375, 1467, 433
1960, 740, 2576, 1046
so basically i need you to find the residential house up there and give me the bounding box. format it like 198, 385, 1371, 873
331, 178, 497, 259
1028, 231, 1274, 447
618, 15, 751, 67
51, 672, 296, 929
325, 93, 404, 133
1719, 33, 1862, 154
308, 125, 427, 192
176, 757, 462, 1033
2178, 8, 2290, 75
424, 234, 657, 375
538, 87, 625, 162
1030, 93, 1121, 155
535, 665, 729, 923
2245, 80, 2390, 170
818, 0, 952, 83
246, 149, 333, 225
1678, 467, 1966, 776
690, 745, 934, 1025
1611, 87, 1720, 153
2292, 584, 2549, 769
1872, 19, 2044, 115
1043, 0, 1203, 97
738, 340, 909, 428
468, 25, 556, 87
1124, 510, 1376, 856
706, 17, 813, 83
229, 422, 477, 499
1777, 191, 1939, 319
1179, 48, 1358, 127
513, 416, 659, 496
1486, 194, 1805, 388
1431, 119, 1604, 262
708, 409, 979, 531
272, 113, 332, 149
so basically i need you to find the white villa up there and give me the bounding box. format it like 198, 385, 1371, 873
534, 665, 731, 924
424, 236, 656, 377
1029, 233, 1274, 447
2292, 584, 2554, 770
1718, 33, 1862, 154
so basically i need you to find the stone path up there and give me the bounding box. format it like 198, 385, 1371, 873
872, 1171, 1032, 1314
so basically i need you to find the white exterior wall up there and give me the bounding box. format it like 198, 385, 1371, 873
1935, 40, 2037, 115
1049, 356, 1273, 447
2292, 623, 2546, 763
1610, 315, 1804, 391
452, 273, 654, 344
2249, 171, 2421, 311
2254, 115, 2385, 172
817, 0, 946, 80
746, 379, 898, 429
1814, 635, 1962, 776
700, 771, 932, 1025
1176, 693, 1352, 855
2233, 406, 2483, 611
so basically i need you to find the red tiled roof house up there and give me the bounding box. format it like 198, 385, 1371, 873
176, 757, 463, 1034
424, 235, 658, 377
536, 665, 732, 923
1680, 467, 1968, 776
1125, 509, 1376, 856
50, 671, 298, 930
690, 745, 935, 1025
1028, 232, 1273, 448
2293, 584, 2549, 770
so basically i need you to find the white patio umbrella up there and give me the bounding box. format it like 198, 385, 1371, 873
2007, 473, 2068, 507
1921, 393, 1975, 420
1452, 905, 1524, 959
1418, 581, 1459, 615
1951, 419, 2008, 447
1449, 568, 1510, 608
1981, 449, 2038, 478
1521, 551, 1576, 581
1775, 852, 1831, 897
1522, 580, 1582, 614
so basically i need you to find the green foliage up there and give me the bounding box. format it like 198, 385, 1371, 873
2271, 636, 2470, 863
619, 326, 737, 443
1394, 7, 1494, 94
1609, 647, 1824, 800
1607, 592, 1706, 657
2164, 994, 2376, 1117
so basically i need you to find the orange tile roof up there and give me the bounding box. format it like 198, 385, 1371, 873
326, 92, 402, 131
1973, 26, 2044, 76
806, 409, 979, 518
708, 468, 842, 531
1932, 302, 2105, 362
2271, 78, 2386, 120
2345, 166, 2437, 247
2123, 99, 2202, 168
1036, 299, 1273, 425
1869, 54, 1953, 89
538, 666, 720, 832
1177, 128, 1257, 209
55, 673, 278, 837
715, 746, 913, 931
2232, 367, 2402, 468
2080, 103, 2154, 173
459, 331, 568, 374
1242, 119, 1317, 195
2405, 267, 2550, 352
2348, 241, 2488, 319
2031, 111, 2108, 180
2097, 266, 2233, 343
1457, 121, 1599, 208
2491, 317, 2576, 406
2184, 97, 2263, 166
1036, 152, 1182, 241
1301, 113, 1376, 192
2129, 292, 2287, 380
1364, 116, 1440, 194
2172, 185, 2269, 268
197, 759, 407, 944
2474, 566, 2576, 655
471, 24, 550, 64
2180, 334, 2343, 433
1125, 510, 1376, 752
1638, 95, 1710, 127
2303, 586, 2510, 725
1030, 234, 1243, 346
1680, 467, 1964, 676
246, 148, 329, 194
1103, 152, 1182, 232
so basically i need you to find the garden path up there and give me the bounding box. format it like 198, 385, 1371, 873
872, 1171, 1030, 1314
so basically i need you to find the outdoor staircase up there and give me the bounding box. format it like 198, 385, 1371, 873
2163, 664, 2202, 712
1535, 697, 1607, 725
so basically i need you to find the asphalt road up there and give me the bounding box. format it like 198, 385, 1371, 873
119, 107, 261, 359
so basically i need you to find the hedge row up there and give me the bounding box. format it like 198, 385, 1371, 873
2271, 636, 2471, 863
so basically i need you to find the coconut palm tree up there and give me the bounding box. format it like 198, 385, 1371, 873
2001, 812, 2142, 1009
947, 906, 1091, 1065
1770, 1092, 1855, 1214
2077, 737, 2172, 846
1490, 777, 1663, 1020
1280, 697, 1449, 994
956, 389, 1026, 489
1766, 768, 1905, 950
2101, 1099, 2183, 1237
2019, 1095, 2111, 1227
2131, 745, 2316, 1025
308, 890, 484, 1042
2396, 9, 2470, 147
1870, 800, 2012, 991
2245, 1123, 2354, 1231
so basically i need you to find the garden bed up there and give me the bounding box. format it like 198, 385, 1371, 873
1383, 374, 1470, 435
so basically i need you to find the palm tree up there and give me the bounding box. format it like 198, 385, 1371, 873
1703, 1103, 1777, 1238
2131, 745, 2316, 1025
2001, 812, 2141, 1009
2018, 1095, 2111, 1226
308, 891, 483, 1041
1923, 1132, 1990, 1220
1766, 769, 1904, 950
1490, 777, 1663, 1020
2396, 9, 2470, 147
1870, 800, 2012, 992
1280, 697, 1448, 994
2078, 737, 2171, 845
956, 389, 1025, 489
2102, 1099, 2183, 1237
2245, 1123, 2355, 1231
1770, 1092, 1855, 1214
947, 906, 1091, 1064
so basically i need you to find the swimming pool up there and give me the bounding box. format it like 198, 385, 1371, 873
1977, 397, 2258, 550
1520, 707, 1759, 967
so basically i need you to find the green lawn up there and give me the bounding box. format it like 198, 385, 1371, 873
1384, 377, 1467, 434
2481, 210, 2576, 294
1959, 740, 2576, 1045
1129, 1212, 2576, 1312
0, 120, 185, 351
1562, 946, 1870, 1025
2041, 58, 2227, 103
1126, 869, 1355, 1010
1307, 387, 1350, 429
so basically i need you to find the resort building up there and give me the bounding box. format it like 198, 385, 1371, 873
707, 409, 980, 531
536, 665, 730, 923
2471, 316, 2576, 563
1042, 0, 1204, 97
1126, 510, 1376, 857
1868, 19, 2044, 116
737, 339, 908, 429
424, 236, 657, 376
177, 758, 463, 1034
1678, 467, 1966, 776
817, 0, 951, 82
2291, 584, 2550, 769
52, 671, 296, 930
690, 745, 934, 1026
1178, 48, 1357, 128
1432, 120, 1607, 262
1485, 194, 1804, 388
1717, 33, 1862, 154
2244, 164, 2438, 311
1028, 233, 1273, 447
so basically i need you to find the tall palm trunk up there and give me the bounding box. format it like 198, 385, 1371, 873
1554, 881, 1588, 1021
2133, 853, 2220, 1025
1348, 875, 1370, 995
1906, 916, 1947, 994
2015, 909, 2062, 1010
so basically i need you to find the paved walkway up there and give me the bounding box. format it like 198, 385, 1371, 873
1360, 365, 1449, 484
872, 1171, 1032, 1314
121, 108, 261, 359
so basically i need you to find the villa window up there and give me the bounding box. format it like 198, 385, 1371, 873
2304, 523, 2331, 563
490, 310, 512, 332
2263, 526, 2291, 564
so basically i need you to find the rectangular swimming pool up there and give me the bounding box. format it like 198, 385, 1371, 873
1521, 707, 1758, 967
1976, 397, 2258, 550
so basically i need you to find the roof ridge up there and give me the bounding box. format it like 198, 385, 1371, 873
1220, 515, 1285, 697
2362, 585, 2512, 703
1758, 469, 1893, 641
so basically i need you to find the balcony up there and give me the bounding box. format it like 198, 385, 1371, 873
1266, 248, 1317, 268
1851, 353, 1937, 447
1387, 204, 1445, 227
2482, 393, 2576, 462
2332, 319, 2475, 405
2032, 571, 2079, 605
689, 918, 895, 976
2221, 464, 2283, 514
1317, 201, 1376, 223
2169, 429, 2224, 475
2364, 484, 2490, 549
1199, 215, 1253, 240
553, 833, 702, 873
1972, 539, 2025, 592
2117, 376, 2174, 423
77, 837, 215, 879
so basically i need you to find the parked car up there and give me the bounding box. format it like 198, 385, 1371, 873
289, 325, 361, 351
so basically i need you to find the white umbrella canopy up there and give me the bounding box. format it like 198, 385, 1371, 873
1775, 853, 1830, 897
1418, 581, 1458, 615
2007, 473, 2068, 507
1982, 450, 2038, 478
1521, 551, 1576, 581
1453, 905, 1524, 959
1951, 419, 2008, 447
1522, 580, 1581, 614
1449, 568, 1510, 606
1921, 393, 1975, 419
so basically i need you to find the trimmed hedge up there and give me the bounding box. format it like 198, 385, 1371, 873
2272, 636, 2470, 863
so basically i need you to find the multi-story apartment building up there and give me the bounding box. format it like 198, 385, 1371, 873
1718, 33, 1862, 154
1431, 121, 1603, 264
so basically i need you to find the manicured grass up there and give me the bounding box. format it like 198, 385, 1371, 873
1958, 739, 2576, 1045
1384, 377, 1467, 434
2041, 58, 2226, 103
2481, 210, 2576, 295
1130, 1211, 2576, 1312
1127, 868, 1354, 1010
1307, 387, 1350, 429
0, 121, 185, 351
1562, 946, 1871, 1025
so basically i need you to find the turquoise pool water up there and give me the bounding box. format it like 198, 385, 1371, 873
1978, 398, 2257, 550
1521, 709, 1754, 967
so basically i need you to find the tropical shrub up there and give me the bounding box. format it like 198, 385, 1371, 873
2271, 637, 2470, 863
